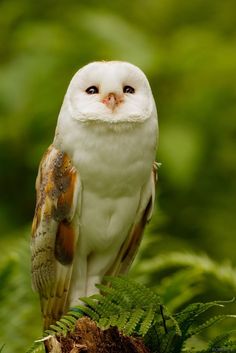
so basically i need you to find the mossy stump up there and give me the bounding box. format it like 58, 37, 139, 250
45, 317, 150, 353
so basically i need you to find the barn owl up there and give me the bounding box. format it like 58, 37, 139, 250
31, 61, 158, 329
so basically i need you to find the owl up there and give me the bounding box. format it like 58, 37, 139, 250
31, 61, 158, 329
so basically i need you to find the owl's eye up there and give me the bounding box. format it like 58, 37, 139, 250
85, 86, 99, 94
123, 85, 135, 94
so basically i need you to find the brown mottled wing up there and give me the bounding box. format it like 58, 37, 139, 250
106, 162, 158, 276
31, 145, 81, 329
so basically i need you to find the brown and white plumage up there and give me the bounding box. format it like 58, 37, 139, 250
31, 146, 81, 328
31, 61, 158, 329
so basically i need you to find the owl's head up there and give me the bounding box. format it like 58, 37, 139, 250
60, 61, 157, 125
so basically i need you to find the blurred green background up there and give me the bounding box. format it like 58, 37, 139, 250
0, 0, 236, 351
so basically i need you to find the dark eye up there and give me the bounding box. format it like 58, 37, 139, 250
123, 85, 135, 94
85, 86, 99, 94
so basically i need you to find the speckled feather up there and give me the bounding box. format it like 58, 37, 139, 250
31, 145, 81, 328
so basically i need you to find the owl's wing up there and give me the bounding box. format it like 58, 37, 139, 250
106, 162, 158, 276
31, 145, 81, 329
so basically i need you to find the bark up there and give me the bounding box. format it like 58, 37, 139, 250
45, 317, 150, 353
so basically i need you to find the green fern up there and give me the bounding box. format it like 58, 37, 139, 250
170, 300, 236, 353
26, 277, 236, 353
135, 252, 236, 291
197, 330, 236, 353
186, 314, 236, 338
25, 342, 45, 353
80, 276, 169, 337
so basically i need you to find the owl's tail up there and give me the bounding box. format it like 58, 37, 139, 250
41, 264, 73, 330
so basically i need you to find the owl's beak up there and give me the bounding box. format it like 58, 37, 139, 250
102, 93, 123, 111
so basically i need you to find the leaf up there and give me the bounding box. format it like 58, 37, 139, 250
124, 308, 144, 335
139, 307, 155, 336
186, 314, 236, 338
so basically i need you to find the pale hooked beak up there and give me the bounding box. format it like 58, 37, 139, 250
102, 93, 123, 111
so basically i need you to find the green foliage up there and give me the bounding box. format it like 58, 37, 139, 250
27, 277, 236, 353
26, 344, 45, 353
136, 252, 236, 290
132, 250, 236, 312
0, 1, 236, 351
1, 238, 235, 352
80, 277, 164, 336
0, 236, 41, 353
202, 331, 236, 353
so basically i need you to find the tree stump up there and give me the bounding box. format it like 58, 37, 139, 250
45, 317, 150, 353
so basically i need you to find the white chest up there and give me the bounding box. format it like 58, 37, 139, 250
65, 120, 156, 195
57, 118, 157, 253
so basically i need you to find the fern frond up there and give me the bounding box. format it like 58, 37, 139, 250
71, 305, 99, 321
99, 316, 110, 328
175, 300, 228, 329
124, 308, 145, 335
59, 316, 77, 328
68, 306, 84, 316
110, 314, 119, 327
206, 329, 236, 350
137, 252, 236, 291
104, 276, 161, 308
115, 310, 131, 330
143, 324, 161, 353
54, 320, 69, 335
157, 268, 203, 311
47, 324, 64, 334
85, 295, 121, 318
79, 296, 99, 310
59, 314, 77, 325
61, 314, 77, 323
186, 314, 236, 338
96, 283, 130, 308
139, 306, 155, 336
25, 341, 45, 353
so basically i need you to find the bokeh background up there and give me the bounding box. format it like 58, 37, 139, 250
0, 0, 235, 351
